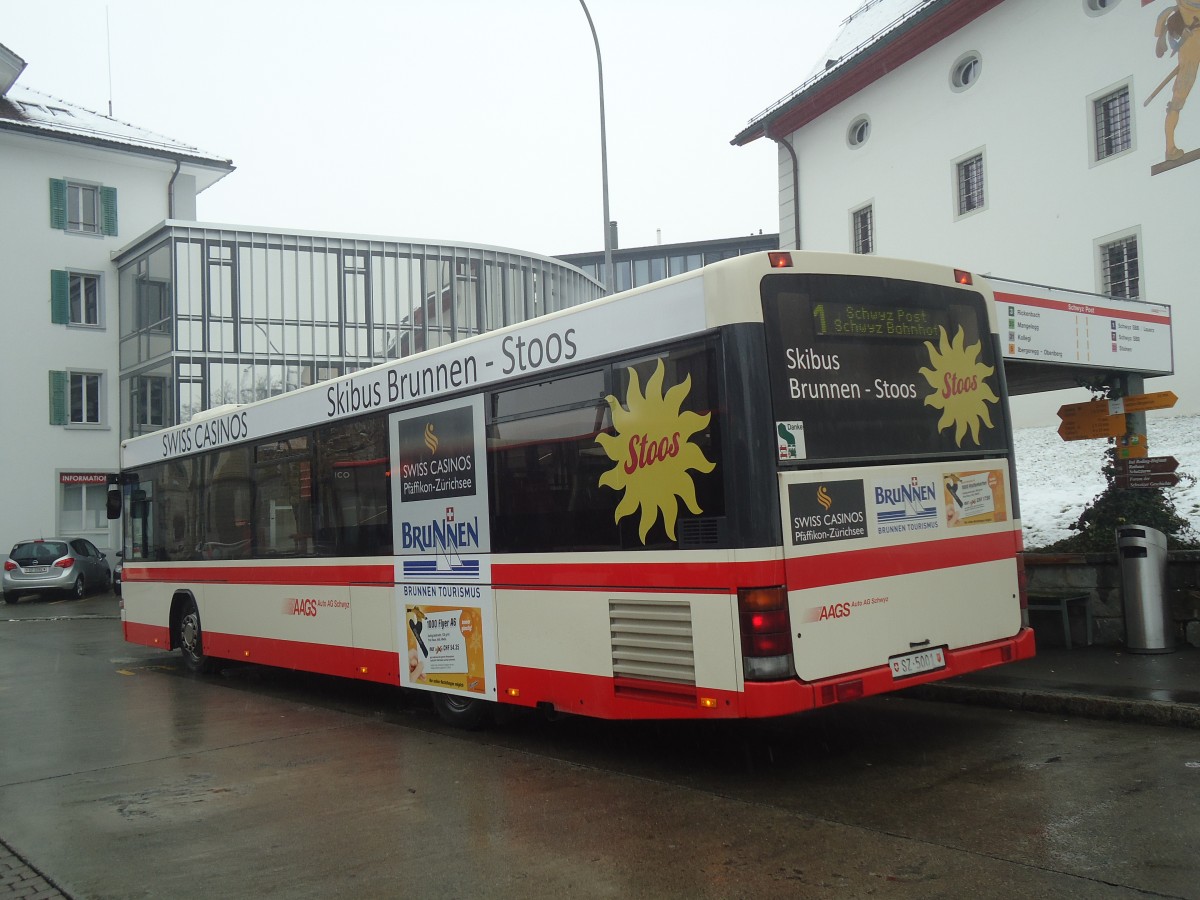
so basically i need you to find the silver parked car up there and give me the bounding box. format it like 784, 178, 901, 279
3, 538, 112, 603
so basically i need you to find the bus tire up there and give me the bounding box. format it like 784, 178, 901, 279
430, 692, 491, 730
178, 597, 214, 674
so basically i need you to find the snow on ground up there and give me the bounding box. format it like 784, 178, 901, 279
1013, 413, 1200, 549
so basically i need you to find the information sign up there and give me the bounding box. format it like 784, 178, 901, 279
992, 280, 1173, 374
1115, 473, 1181, 489
1114, 456, 1178, 477
1108, 391, 1178, 414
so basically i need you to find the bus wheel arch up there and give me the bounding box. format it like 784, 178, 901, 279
430, 692, 492, 730
171, 591, 213, 674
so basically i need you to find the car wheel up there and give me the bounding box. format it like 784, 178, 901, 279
430, 692, 492, 730
178, 598, 213, 674
71, 576, 86, 600
3, 592, 20, 605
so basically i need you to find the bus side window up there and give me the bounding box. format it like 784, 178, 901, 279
314, 417, 392, 557
254, 434, 313, 558
488, 370, 618, 554
201, 447, 253, 560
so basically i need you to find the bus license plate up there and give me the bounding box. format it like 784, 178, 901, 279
889, 647, 946, 679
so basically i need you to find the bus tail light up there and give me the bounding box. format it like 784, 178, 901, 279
953, 268, 973, 285
767, 251, 793, 268
738, 586, 794, 681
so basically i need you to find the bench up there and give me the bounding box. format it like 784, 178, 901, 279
1027, 593, 1093, 649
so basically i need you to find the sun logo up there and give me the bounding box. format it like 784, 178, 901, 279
596, 359, 716, 543
917, 325, 999, 446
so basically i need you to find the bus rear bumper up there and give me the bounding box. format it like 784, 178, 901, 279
740, 626, 1036, 719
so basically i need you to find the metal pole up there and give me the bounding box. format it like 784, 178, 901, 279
579, 0, 613, 295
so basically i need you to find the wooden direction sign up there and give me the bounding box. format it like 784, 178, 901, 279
1108, 391, 1178, 414
1115, 472, 1181, 490
1057, 412, 1126, 441
1114, 456, 1179, 477
1057, 400, 1118, 421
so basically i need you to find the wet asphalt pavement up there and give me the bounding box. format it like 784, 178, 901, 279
2, 593, 1199, 899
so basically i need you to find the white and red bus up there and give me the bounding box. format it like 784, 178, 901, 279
114, 251, 1033, 726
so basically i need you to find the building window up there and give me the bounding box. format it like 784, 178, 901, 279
133, 375, 169, 428
851, 204, 874, 254
49, 370, 105, 426
1098, 233, 1140, 298
70, 274, 100, 325
847, 115, 871, 148
956, 152, 986, 216
70, 372, 102, 424
48, 179, 118, 236
137, 278, 171, 333
1093, 85, 1132, 161
951, 53, 982, 91
50, 270, 101, 326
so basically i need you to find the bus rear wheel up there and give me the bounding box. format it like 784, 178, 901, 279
178, 598, 213, 674
430, 692, 491, 730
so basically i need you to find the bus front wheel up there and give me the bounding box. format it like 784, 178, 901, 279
430, 692, 491, 730
178, 598, 213, 674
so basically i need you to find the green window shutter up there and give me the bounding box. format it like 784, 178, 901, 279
49, 178, 67, 230
50, 270, 70, 324
49, 371, 68, 425
100, 186, 118, 236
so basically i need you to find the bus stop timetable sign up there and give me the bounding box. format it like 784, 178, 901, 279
991, 280, 1172, 375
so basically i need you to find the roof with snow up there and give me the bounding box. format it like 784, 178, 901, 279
0, 81, 233, 171
733, 0, 1001, 145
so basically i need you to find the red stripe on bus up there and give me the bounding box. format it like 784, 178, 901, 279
124, 620, 170, 649
496, 627, 1034, 720
127, 619, 1032, 720
123, 564, 395, 586
785, 531, 1018, 589
119, 533, 1016, 592
201, 631, 400, 685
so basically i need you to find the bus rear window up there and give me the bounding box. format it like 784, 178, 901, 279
761, 273, 1007, 463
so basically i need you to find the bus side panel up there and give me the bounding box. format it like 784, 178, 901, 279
493, 586, 742, 719
120, 571, 178, 651
781, 462, 1023, 684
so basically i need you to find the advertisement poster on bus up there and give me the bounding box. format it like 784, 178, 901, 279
944, 469, 1008, 527
404, 604, 487, 695
390, 395, 496, 696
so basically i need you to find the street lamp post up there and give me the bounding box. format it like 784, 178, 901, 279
578, 0, 613, 295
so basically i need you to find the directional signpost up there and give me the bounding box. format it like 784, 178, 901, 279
1113, 456, 1181, 490
1056, 400, 1125, 441
1107, 391, 1178, 415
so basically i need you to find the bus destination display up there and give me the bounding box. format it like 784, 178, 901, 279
762, 274, 1007, 463
811, 300, 949, 342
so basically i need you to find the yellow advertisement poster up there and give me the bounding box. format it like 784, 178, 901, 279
944, 469, 1008, 527
405, 604, 487, 694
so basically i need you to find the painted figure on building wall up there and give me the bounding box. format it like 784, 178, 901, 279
1149, 0, 1200, 163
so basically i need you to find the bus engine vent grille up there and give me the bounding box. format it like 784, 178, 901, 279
609, 599, 695, 686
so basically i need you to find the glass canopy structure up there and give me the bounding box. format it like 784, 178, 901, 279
114, 223, 603, 439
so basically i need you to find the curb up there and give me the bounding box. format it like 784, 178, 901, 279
905, 683, 1200, 729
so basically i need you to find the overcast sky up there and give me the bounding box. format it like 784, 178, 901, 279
7, 0, 860, 256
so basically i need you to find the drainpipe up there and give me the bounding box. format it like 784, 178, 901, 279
167, 159, 181, 219
768, 128, 801, 250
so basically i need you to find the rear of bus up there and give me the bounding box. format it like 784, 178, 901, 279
738, 253, 1033, 715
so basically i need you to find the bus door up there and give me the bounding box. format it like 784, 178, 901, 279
389, 396, 498, 701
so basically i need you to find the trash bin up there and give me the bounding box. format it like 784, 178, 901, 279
1116, 525, 1173, 654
